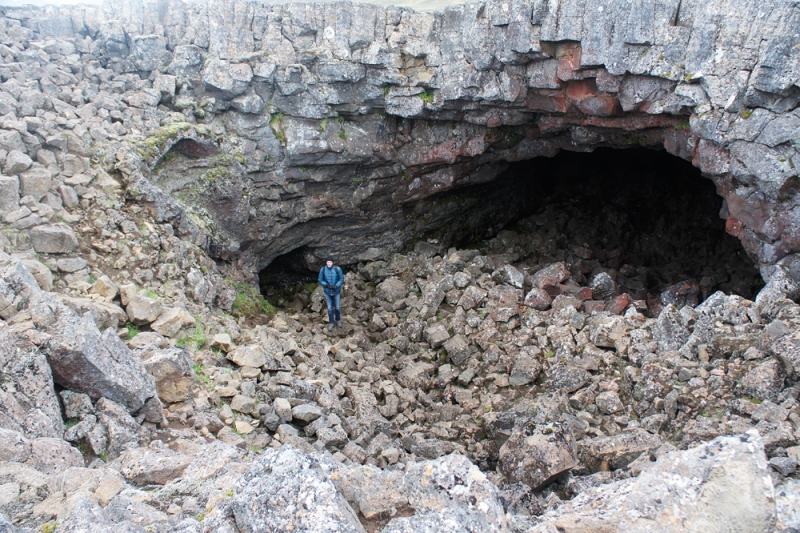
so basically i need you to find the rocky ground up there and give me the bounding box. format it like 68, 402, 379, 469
0, 1, 799, 532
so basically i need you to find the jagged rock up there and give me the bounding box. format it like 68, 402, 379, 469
530, 431, 775, 533
125, 292, 163, 325
210, 446, 366, 533
111, 444, 192, 485
532, 263, 570, 290
28, 437, 83, 474
524, 287, 552, 311
444, 334, 471, 365
0, 176, 19, 214
424, 323, 451, 349
28, 223, 79, 254
589, 272, 618, 300
138, 346, 195, 403
33, 299, 159, 414
0, 326, 63, 439
150, 306, 195, 338
227, 344, 267, 368
581, 430, 664, 472
55, 294, 128, 330
0, 429, 31, 463
594, 391, 624, 415
499, 422, 578, 490
21, 259, 52, 291
776, 480, 800, 531
377, 278, 408, 303
740, 359, 785, 402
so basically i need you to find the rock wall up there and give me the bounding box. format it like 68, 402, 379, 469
1, 0, 799, 289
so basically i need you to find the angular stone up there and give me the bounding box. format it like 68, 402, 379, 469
377, 278, 408, 303
230, 394, 256, 414
457, 285, 487, 310
111, 446, 192, 485
499, 422, 578, 490
443, 334, 470, 365
28, 437, 83, 474
595, 391, 624, 415
227, 344, 267, 368
150, 306, 195, 338
589, 272, 618, 300
56, 257, 87, 273
89, 275, 117, 302
424, 323, 450, 349
3, 150, 32, 175
509, 347, 542, 386
221, 447, 365, 533
139, 346, 195, 403
533, 432, 775, 533
125, 292, 163, 325
0, 175, 20, 214
211, 333, 234, 352
0, 428, 31, 463
532, 262, 571, 289
18, 165, 51, 200
292, 404, 323, 423
524, 287, 552, 310
21, 259, 53, 291
35, 301, 159, 413
581, 430, 664, 472
29, 223, 79, 254
741, 359, 785, 402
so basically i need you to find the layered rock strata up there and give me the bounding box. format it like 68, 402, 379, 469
1, 0, 798, 289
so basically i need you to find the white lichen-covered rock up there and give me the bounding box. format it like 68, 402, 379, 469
204, 446, 366, 533
529, 431, 776, 533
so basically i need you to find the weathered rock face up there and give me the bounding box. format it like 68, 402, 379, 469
3, 0, 798, 293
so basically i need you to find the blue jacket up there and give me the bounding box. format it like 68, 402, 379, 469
318, 265, 344, 296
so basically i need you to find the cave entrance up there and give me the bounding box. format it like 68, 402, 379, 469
434, 147, 764, 301
259, 246, 322, 310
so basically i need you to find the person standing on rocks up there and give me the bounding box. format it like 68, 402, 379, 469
318, 255, 344, 332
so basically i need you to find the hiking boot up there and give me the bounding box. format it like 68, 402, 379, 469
336, 320, 343, 328
327, 324, 334, 332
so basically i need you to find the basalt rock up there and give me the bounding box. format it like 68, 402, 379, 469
3, 0, 798, 299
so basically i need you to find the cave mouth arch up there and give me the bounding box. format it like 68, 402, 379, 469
260, 147, 764, 304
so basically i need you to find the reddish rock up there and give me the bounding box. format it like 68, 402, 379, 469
726, 217, 743, 237
576, 287, 593, 301
531, 262, 571, 290
583, 301, 605, 314
524, 287, 552, 311
605, 293, 630, 315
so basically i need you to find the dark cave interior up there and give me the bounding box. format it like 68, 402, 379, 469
260, 148, 764, 303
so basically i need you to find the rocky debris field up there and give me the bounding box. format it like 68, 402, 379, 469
0, 0, 799, 532
2, 197, 800, 532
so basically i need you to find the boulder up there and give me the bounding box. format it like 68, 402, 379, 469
21, 259, 53, 291
581, 430, 664, 472
0, 326, 64, 439
0, 175, 19, 214
28, 437, 83, 474
740, 359, 785, 402
530, 431, 775, 533
139, 347, 195, 403
227, 344, 267, 368
3, 150, 32, 175
531, 262, 570, 289
377, 278, 408, 303
217, 446, 366, 533
29, 223, 79, 254
202, 60, 252, 99
18, 165, 51, 200
150, 306, 195, 338
524, 287, 552, 310
111, 445, 192, 485
33, 299, 159, 414
125, 292, 163, 325
0, 428, 31, 463
499, 422, 578, 490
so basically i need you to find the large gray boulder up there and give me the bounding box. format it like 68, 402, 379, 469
29, 223, 79, 254
31, 295, 160, 414
529, 431, 776, 533
0, 326, 63, 439
205, 446, 366, 533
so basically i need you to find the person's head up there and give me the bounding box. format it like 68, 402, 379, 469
326, 255, 334, 268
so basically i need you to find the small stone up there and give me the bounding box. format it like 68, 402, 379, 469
90, 275, 118, 301
274, 398, 292, 422
235, 419, 255, 435
770, 456, 797, 476
292, 404, 323, 423
150, 307, 195, 338
211, 333, 234, 352
4, 150, 32, 174
424, 323, 451, 348
126, 292, 164, 325
595, 391, 624, 415
524, 287, 552, 310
